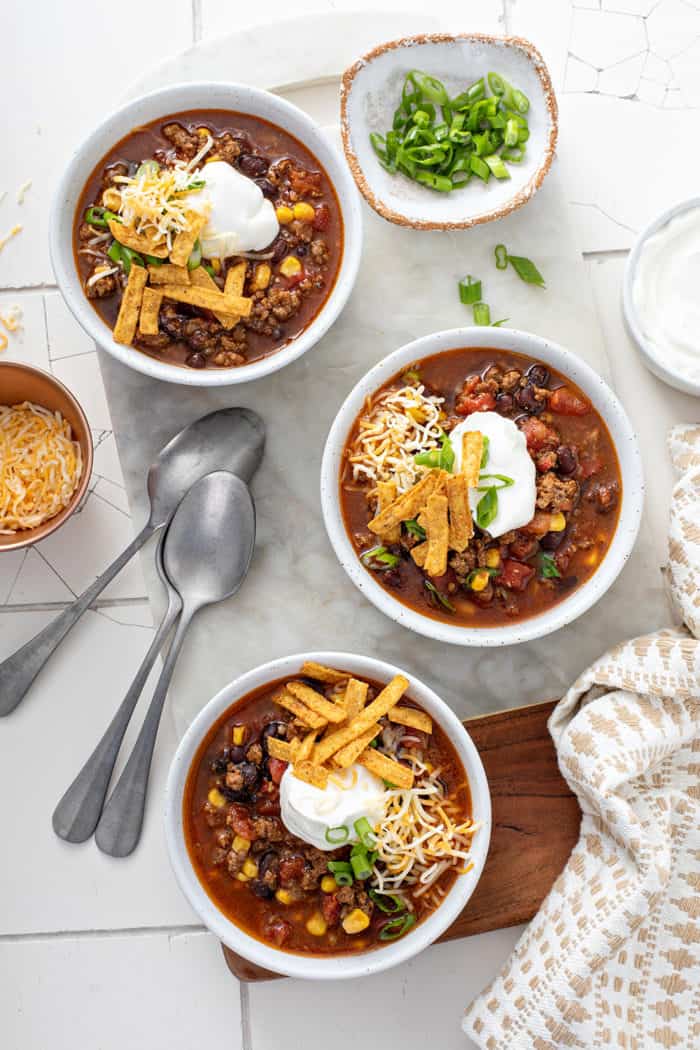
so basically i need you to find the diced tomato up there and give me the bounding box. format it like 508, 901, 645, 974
498, 559, 535, 591
521, 512, 553, 537
285, 269, 306, 289
549, 386, 589, 416
579, 453, 603, 479
264, 917, 292, 947
520, 416, 559, 452
268, 757, 288, 785
508, 534, 539, 560
455, 391, 496, 415
228, 804, 258, 842
279, 855, 306, 886
312, 204, 330, 231
321, 893, 341, 926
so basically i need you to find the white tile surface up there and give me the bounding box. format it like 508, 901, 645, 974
0, 931, 242, 1050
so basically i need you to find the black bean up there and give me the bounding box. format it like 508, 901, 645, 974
258, 850, 280, 887
221, 785, 249, 803
238, 153, 269, 178
255, 177, 276, 199
296, 243, 308, 257
495, 392, 514, 414
249, 879, 274, 900
186, 352, 206, 369
210, 757, 227, 774
238, 762, 261, 792
262, 722, 287, 750
540, 531, 564, 551
557, 445, 578, 476
516, 384, 545, 415
527, 364, 550, 387
270, 235, 288, 262
228, 745, 246, 764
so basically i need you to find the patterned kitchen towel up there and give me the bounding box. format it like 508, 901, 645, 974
463, 424, 700, 1050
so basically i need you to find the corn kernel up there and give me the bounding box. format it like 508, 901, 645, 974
210, 258, 221, 275
279, 255, 302, 277
235, 872, 250, 883
585, 550, 600, 567
276, 205, 294, 225
232, 725, 247, 746
549, 512, 566, 532
207, 788, 226, 808
342, 909, 370, 935
321, 876, 337, 893
197, 127, 210, 137
306, 911, 328, 937
232, 835, 251, 855
205, 155, 221, 164
470, 570, 491, 593
484, 548, 501, 569
293, 202, 315, 223
275, 889, 293, 905
252, 263, 271, 291
242, 859, 258, 879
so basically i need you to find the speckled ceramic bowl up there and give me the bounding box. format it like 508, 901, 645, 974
320, 327, 644, 647
341, 33, 558, 230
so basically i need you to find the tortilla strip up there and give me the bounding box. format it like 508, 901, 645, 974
147, 263, 190, 286
216, 262, 249, 329
388, 706, 433, 733
107, 219, 168, 258
113, 265, 148, 345
266, 737, 298, 762
274, 689, 327, 730
461, 431, 484, 487
375, 480, 401, 544
332, 726, 381, 769
314, 675, 409, 764
411, 541, 428, 568
358, 748, 414, 789
190, 266, 238, 328
446, 474, 473, 550
285, 682, 346, 724
158, 282, 252, 319
293, 760, 328, 789
138, 287, 163, 336
423, 494, 449, 577
300, 661, 350, 685
343, 678, 369, 719
368, 472, 440, 536
169, 209, 208, 267
296, 730, 317, 762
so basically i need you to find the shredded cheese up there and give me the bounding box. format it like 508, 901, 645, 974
0, 402, 83, 533
0, 304, 22, 333
347, 384, 446, 494
0, 225, 22, 253
17, 180, 32, 205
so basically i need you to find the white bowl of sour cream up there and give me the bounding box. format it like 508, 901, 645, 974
623, 197, 700, 397
164, 651, 491, 981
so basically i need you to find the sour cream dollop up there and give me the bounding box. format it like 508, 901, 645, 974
280, 763, 385, 852
189, 160, 279, 258
632, 205, 700, 384
448, 411, 536, 538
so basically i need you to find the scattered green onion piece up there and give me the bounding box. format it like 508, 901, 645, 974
382, 778, 396, 789
187, 239, 202, 271
350, 849, 373, 881
414, 433, 455, 472
476, 486, 499, 530
491, 317, 510, 327
511, 88, 530, 114
202, 262, 216, 277
478, 473, 514, 490
487, 72, 507, 97
185, 179, 206, 191
473, 302, 491, 326
458, 275, 482, 305
494, 243, 508, 270
136, 159, 160, 178
354, 817, 377, 850
379, 912, 417, 941
107, 241, 122, 266
480, 435, 490, 469
120, 246, 144, 275
484, 154, 510, 179
469, 155, 490, 181
404, 518, 426, 540
369, 890, 406, 914
327, 861, 354, 886
501, 147, 525, 163
508, 254, 546, 287
539, 552, 562, 579
325, 825, 349, 845
144, 253, 163, 267
504, 118, 520, 147
424, 579, 455, 612
361, 546, 400, 571
84, 206, 121, 229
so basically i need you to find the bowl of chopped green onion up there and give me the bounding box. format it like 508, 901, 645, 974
340, 33, 557, 230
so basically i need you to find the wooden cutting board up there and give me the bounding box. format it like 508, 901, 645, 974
221, 698, 581, 981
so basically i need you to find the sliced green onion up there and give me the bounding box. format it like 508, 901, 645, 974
350, 848, 373, 881
539, 552, 562, 579
84, 206, 122, 229
202, 262, 216, 278
120, 246, 144, 273
458, 275, 482, 305
494, 243, 508, 270
414, 432, 455, 472
473, 302, 491, 326
144, 253, 163, 267
476, 487, 499, 530
504, 118, 520, 147
501, 146, 525, 163
484, 154, 510, 180
469, 155, 490, 181
185, 178, 206, 191
325, 825, 349, 845
369, 890, 406, 914
379, 912, 417, 941
491, 317, 510, 327
487, 72, 507, 96
508, 254, 546, 287
107, 241, 122, 266
512, 88, 530, 114
478, 473, 514, 490
361, 546, 400, 571
187, 239, 202, 271
480, 435, 490, 469
424, 579, 455, 612
404, 518, 426, 540
354, 817, 377, 850
327, 861, 353, 886
136, 159, 160, 178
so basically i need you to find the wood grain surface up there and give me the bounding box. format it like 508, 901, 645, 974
221, 698, 581, 981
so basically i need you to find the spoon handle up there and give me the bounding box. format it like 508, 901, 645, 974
52, 588, 182, 844
0, 524, 154, 718
95, 608, 193, 858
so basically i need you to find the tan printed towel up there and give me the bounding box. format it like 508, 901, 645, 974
463, 424, 700, 1050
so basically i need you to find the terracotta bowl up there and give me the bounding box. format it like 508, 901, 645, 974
0, 362, 93, 552
341, 33, 558, 230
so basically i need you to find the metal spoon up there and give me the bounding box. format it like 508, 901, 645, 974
0, 407, 264, 717
52, 530, 182, 844
95, 470, 256, 858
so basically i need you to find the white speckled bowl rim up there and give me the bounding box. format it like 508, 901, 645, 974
165, 650, 491, 981
622, 195, 700, 398
340, 33, 558, 230
320, 327, 644, 647
49, 81, 363, 388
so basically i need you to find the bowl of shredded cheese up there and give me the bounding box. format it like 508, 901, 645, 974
0, 363, 92, 551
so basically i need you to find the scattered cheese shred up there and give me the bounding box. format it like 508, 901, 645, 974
0, 225, 22, 253
347, 384, 446, 494
17, 180, 32, 205
0, 304, 22, 333
0, 402, 83, 533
